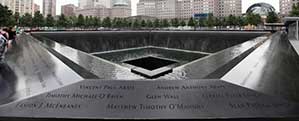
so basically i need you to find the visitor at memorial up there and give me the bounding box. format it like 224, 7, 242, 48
0, 30, 9, 63
6, 27, 17, 46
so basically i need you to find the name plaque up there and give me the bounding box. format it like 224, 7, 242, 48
0, 79, 298, 120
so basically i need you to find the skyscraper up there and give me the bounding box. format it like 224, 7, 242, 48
43, 0, 56, 16
137, 0, 242, 19
34, 4, 40, 13
79, 0, 112, 9
0, 0, 34, 15
0, 0, 15, 11
76, 0, 131, 18
137, 0, 179, 19
111, 0, 131, 18
280, 0, 299, 16
61, 4, 76, 17
137, 0, 157, 17
179, 0, 219, 18
218, 0, 242, 17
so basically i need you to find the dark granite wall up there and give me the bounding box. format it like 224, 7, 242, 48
32, 31, 267, 53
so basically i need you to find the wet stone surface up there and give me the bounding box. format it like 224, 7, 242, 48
0, 79, 298, 120
124, 56, 177, 71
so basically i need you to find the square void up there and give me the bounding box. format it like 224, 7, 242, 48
124, 56, 177, 71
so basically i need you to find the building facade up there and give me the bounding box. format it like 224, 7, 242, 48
34, 4, 40, 13
43, 0, 56, 16
111, 1, 131, 18
75, 7, 111, 18
218, 0, 242, 17
79, 0, 112, 9
280, 0, 299, 16
179, 0, 219, 19
137, 0, 180, 19
76, 0, 131, 18
0, 0, 34, 15
137, 0, 157, 17
61, 4, 76, 16
0, 0, 16, 12
137, 0, 242, 19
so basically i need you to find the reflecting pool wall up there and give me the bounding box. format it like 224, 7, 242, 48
32, 31, 267, 53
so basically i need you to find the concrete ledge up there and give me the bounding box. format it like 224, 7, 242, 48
132, 67, 173, 79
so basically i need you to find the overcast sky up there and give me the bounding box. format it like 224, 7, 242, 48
34, 0, 280, 16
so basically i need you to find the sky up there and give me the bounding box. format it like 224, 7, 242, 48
34, 0, 280, 16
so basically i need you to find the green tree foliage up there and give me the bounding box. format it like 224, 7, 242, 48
68, 16, 78, 27
187, 17, 195, 27
266, 11, 279, 23
246, 13, 262, 26
180, 20, 186, 27
198, 19, 205, 27
206, 14, 215, 27
290, 3, 299, 17
171, 18, 179, 27
146, 20, 153, 28
120, 18, 128, 28
6, 13, 19, 27
45, 14, 55, 27
20, 13, 32, 27
102, 17, 111, 28
236, 16, 245, 27
57, 14, 68, 27
93, 17, 101, 27
153, 19, 160, 28
77, 14, 85, 27
141, 20, 146, 27
132, 19, 140, 28
161, 19, 169, 27
214, 17, 222, 27
0, 4, 13, 27
227, 15, 237, 26
32, 11, 44, 27
113, 18, 123, 28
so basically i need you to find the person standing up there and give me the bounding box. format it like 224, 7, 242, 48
0, 30, 9, 63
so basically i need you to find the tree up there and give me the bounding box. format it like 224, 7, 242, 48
214, 17, 222, 28
236, 16, 245, 27
180, 20, 186, 27
45, 14, 55, 27
121, 18, 128, 28
102, 17, 111, 28
68, 16, 77, 27
32, 11, 44, 27
132, 19, 140, 28
141, 20, 146, 27
127, 19, 133, 28
0, 4, 13, 27
85, 16, 91, 28
290, 3, 299, 17
114, 18, 123, 28
77, 14, 85, 27
111, 18, 117, 28
20, 13, 32, 27
206, 14, 215, 27
171, 18, 179, 27
91, 17, 99, 27
161, 19, 169, 27
266, 11, 279, 23
146, 20, 153, 28
187, 17, 195, 27
57, 14, 68, 27
6, 13, 19, 27
227, 15, 237, 27
197, 19, 205, 27
246, 13, 262, 26
153, 19, 160, 28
